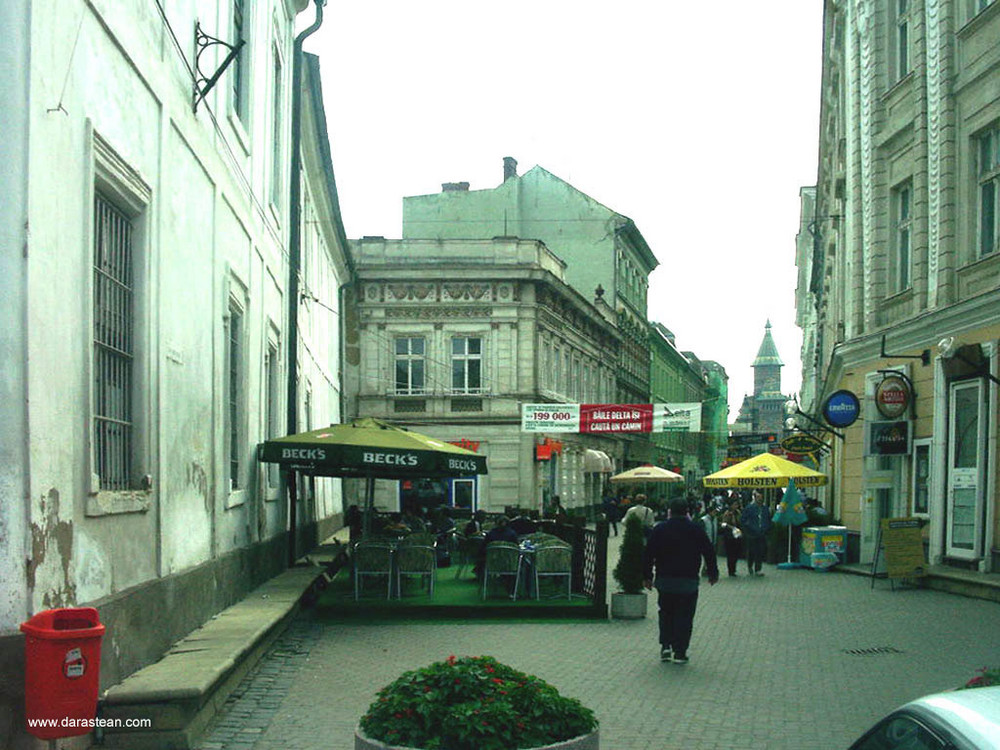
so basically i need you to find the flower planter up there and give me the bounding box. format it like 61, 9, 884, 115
610, 591, 647, 619
355, 726, 600, 750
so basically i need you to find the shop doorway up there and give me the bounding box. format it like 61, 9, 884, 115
452, 478, 476, 511
945, 379, 987, 560
861, 468, 898, 566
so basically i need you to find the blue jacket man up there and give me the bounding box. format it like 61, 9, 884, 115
739, 491, 772, 576
642, 498, 719, 664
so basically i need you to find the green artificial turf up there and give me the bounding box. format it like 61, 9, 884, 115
314, 566, 606, 621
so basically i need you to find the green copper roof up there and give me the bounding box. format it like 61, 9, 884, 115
753, 320, 783, 367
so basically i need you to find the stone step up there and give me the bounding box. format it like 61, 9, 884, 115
98, 565, 325, 749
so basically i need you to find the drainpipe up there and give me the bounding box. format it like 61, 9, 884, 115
286, 0, 325, 567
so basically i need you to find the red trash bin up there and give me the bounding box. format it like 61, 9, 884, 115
20, 607, 105, 739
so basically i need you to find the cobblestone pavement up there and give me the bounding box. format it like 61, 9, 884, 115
198, 536, 1000, 750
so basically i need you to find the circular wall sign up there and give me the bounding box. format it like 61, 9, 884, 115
875, 375, 910, 419
822, 389, 861, 428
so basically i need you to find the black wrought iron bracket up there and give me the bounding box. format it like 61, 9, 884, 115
880, 334, 930, 366
790, 406, 844, 441
193, 22, 245, 112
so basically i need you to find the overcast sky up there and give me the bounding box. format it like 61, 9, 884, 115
305, 1, 823, 419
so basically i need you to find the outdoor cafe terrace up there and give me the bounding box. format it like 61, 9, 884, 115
315, 511, 609, 621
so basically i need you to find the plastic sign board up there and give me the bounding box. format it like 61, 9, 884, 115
866, 420, 912, 456
653, 403, 702, 432
880, 517, 926, 579
780, 433, 825, 455
521, 403, 701, 433
875, 374, 911, 419
822, 389, 861, 428
521, 404, 580, 432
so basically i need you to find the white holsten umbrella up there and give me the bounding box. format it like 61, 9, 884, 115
609, 465, 684, 483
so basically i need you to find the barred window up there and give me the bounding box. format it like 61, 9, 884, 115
264, 339, 280, 488
977, 125, 1000, 258
93, 194, 134, 491
232, 0, 250, 121
893, 0, 911, 82
226, 302, 244, 490
892, 182, 912, 291
269, 44, 283, 207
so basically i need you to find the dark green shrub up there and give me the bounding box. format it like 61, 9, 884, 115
613, 515, 645, 594
359, 655, 597, 749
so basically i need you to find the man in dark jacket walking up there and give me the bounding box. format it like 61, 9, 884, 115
740, 490, 772, 576
642, 498, 719, 664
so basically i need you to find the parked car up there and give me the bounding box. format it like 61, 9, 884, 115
848, 686, 1000, 749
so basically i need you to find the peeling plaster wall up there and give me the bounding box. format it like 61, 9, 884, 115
0, 0, 29, 636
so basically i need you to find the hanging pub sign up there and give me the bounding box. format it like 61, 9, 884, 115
780, 432, 825, 456
866, 420, 912, 456
875, 374, 911, 419
822, 389, 861, 428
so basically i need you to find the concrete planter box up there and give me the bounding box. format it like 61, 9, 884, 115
355, 726, 599, 749
610, 592, 647, 619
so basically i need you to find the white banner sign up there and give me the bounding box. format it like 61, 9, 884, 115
521, 403, 702, 433
653, 403, 702, 432
521, 404, 580, 432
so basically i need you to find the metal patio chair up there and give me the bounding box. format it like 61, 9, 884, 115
452, 534, 483, 580
353, 541, 394, 601
533, 544, 572, 600
482, 542, 523, 600
395, 544, 436, 598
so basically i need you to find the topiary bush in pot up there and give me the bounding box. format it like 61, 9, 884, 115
357, 654, 598, 750
612, 515, 645, 595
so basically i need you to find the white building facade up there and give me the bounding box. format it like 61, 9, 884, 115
0, 1, 349, 742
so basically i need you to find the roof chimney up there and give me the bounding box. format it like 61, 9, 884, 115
503, 156, 518, 182
441, 182, 470, 192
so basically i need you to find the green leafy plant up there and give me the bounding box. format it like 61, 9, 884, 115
359, 655, 597, 749
960, 666, 1000, 690
612, 514, 646, 594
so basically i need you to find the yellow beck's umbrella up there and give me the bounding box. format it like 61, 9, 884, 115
609, 465, 684, 483
702, 452, 827, 489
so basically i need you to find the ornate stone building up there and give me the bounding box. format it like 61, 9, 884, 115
401, 158, 659, 466
798, 0, 1000, 570
345, 237, 623, 514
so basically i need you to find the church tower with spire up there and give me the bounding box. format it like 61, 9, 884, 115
754, 320, 784, 396
736, 321, 789, 436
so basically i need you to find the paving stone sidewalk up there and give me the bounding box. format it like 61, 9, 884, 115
198, 537, 1000, 750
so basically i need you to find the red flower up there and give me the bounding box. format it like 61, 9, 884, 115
492, 678, 504, 684
447, 654, 457, 665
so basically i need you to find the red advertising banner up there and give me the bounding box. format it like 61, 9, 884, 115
579, 404, 653, 433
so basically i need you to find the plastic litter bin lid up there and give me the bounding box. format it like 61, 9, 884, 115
20, 608, 105, 638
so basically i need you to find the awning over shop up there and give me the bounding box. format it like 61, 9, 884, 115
583, 449, 613, 473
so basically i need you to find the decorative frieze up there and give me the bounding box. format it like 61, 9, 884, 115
386, 283, 436, 302
441, 283, 492, 301
385, 306, 493, 319
924, 0, 941, 307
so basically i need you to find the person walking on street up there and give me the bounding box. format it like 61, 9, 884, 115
719, 500, 744, 576
602, 492, 622, 536
740, 491, 771, 576
642, 498, 719, 664
623, 494, 656, 539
